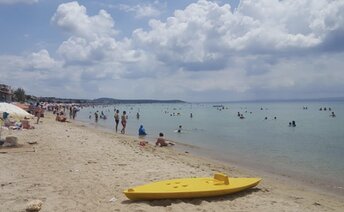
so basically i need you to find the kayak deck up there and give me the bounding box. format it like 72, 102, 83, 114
124, 173, 261, 200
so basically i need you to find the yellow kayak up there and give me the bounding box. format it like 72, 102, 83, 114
124, 173, 261, 200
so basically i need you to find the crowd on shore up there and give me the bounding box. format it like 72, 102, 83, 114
1, 101, 338, 150
0, 102, 84, 133
88, 107, 175, 147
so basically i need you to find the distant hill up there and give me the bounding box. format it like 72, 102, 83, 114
92, 98, 185, 104
37, 96, 185, 104
211, 96, 344, 104
314, 97, 344, 102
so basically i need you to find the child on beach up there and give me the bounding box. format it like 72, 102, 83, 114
155, 133, 174, 147
138, 125, 147, 136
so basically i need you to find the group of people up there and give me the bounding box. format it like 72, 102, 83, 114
90, 109, 127, 134
88, 107, 178, 147
91, 111, 107, 122
138, 124, 176, 146
319, 107, 336, 117
53, 104, 79, 123
112, 110, 175, 147
55, 111, 67, 122
289, 121, 296, 127
114, 110, 127, 134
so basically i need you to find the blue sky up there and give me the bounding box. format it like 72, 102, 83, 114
0, 0, 343, 101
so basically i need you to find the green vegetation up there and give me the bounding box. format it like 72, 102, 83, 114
13, 88, 26, 103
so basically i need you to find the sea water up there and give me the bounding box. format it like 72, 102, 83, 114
76, 101, 344, 193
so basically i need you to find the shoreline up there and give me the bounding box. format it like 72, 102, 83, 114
77, 117, 344, 197
1, 113, 343, 211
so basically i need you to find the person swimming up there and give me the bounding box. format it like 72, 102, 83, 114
330, 112, 336, 118
177, 125, 182, 133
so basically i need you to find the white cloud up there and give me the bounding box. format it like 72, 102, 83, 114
0, 49, 59, 72
0, 50, 65, 97
29, 49, 58, 69
52, 1, 121, 65
50, 0, 344, 100
118, 4, 161, 18
0, 0, 38, 4
51, 1, 116, 40
2, 0, 344, 101
133, 0, 344, 69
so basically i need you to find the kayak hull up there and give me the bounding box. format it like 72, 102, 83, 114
124, 173, 261, 200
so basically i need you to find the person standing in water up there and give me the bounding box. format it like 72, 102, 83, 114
177, 125, 182, 133
121, 111, 127, 134
94, 111, 99, 123
114, 110, 120, 132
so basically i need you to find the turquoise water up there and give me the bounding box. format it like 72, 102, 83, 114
76, 101, 344, 193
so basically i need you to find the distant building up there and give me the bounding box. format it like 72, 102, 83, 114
0, 84, 13, 102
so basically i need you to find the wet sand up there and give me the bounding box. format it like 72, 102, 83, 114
0, 113, 343, 211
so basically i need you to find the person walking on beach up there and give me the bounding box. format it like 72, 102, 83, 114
114, 110, 120, 132
36, 105, 43, 124
121, 111, 127, 134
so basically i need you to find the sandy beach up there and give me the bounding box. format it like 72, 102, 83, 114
1, 113, 343, 212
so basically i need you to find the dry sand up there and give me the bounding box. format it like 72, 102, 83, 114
0, 114, 343, 211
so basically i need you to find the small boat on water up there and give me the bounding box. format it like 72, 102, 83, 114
123, 173, 261, 200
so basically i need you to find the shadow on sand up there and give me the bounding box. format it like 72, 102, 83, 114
121, 187, 261, 207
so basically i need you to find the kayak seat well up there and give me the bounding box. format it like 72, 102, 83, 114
213, 173, 229, 185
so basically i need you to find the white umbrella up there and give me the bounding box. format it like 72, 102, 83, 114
0, 103, 34, 141
0, 102, 34, 120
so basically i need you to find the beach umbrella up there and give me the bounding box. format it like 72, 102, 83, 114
13, 102, 30, 111
0, 102, 34, 120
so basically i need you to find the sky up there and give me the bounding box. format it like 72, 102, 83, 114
0, 0, 343, 102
